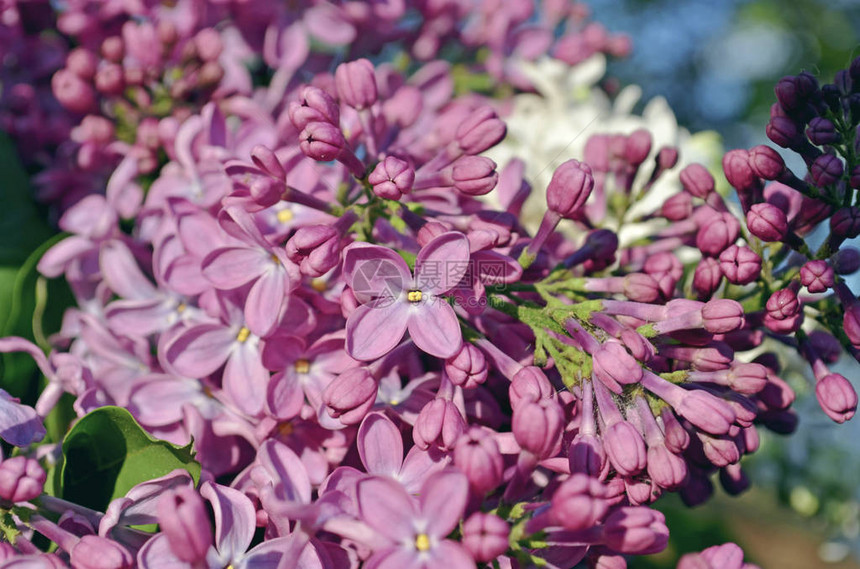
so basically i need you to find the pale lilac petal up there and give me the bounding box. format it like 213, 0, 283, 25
419, 470, 468, 538
430, 541, 476, 569
200, 482, 255, 562
129, 377, 205, 427
406, 301, 462, 358
258, 440, 312, 505
356, 477, 416, 542
223, 341, 268, 416
397, 447, 448, 494
265, 370, 304, 420
303, 3, 356, 45
245, 269, 287, 337
366, 548, 420, 569
342, 243, 410, 304
202, 247, 270, 289
0, 389, 46, 447
260, 333, 306, 371
100, 241, 156, 299
358, 413, 403, 477
236, 536, 303, 569
36, 235, 94, 277
165, 324, 235, 378
346, 302, 409, 361
137, 534, 193, 569
106, 298, 177, 337
415, 232, 470, 294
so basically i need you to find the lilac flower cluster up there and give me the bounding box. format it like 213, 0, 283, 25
0, 2, 857, 569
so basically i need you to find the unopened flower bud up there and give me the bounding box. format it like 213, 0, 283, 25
593, 342, 642, 394
603, 421, 647, 477
285, 225, 341, 277
622, 273, 660, 303
335, 58, 378, 110
701, 299, 744, 333
832, 247, 860, 275
807, 117, 840, 146
746, 203, 788, 242
625, 129, 652, 166
289, 86, 340, 130
748, 145, 785, 180
693, 257, 723, 300
767, 116, 801, 148
696, 211, 740, 257
680, 163, 715, 198
194, 28, 223, 62
657, 146, 679, 171
452, 156, 498, 195
810, 153, 844, 186
157, 486, 212, 563
549, 473, 608, 530
765, 288, 799, 320
647, 444, 688, 490
67, 48, 98, 80
602, 507, 669, 555
323, 368, 377, 425
445, 344, 488, 388
722, 149, 757, 191
0, 457, 45, 503
569, 433, 607, 478
816, 373, 858, 423
719, 245, 761, 285
52, 69, 97, 114
512, 398, 564, 459
70, 536, 134, 569
454, 427, 504, 494
546, 159, 594, 218
509, 366, 553, 408
661, 192, 693, 221
455, 106, 506, 155
830, 206, 860, 239
727, 363, 769, 394
676, 390, 736, 435
462, 513, 509, 562
368, 156, 414, 199
413, 398, 466, 451
299, 121, 346, 162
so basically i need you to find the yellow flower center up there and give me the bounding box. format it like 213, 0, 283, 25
311, 278, 327, 292
176, 302, 187, 313
277, 209, 294, 223
236, 327, 251, 343
295, 359, 310, 374
414, 533, 431, 552
407, 290, 423, 303
278, 422, 294, 437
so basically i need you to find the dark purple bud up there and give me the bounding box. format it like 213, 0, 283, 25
452, 156, 498, 196
800, 260, 834, 292
696, 211, 740, 257
603, 421, 647, 477
368, 156, 414, 200
414, 398, 466, 451
549, 473, 609, 530
852, 166, 860, 190
832, 247, 860, 274
843, 303, 860, 348
701, 299, 744, 333
462, 513, 509, 562
766, 116, 801, 148
796, 71, 819, 98
0, 457, 45, 503
512, 398, 564, 459
835, 69, 853, 95
810, 153, 844, 186
157, 486, 212, 563
680, 164, 715, 199
774, 76, 801, 110
299, 121, 346, 162
454, 427, 504, 494
70, 536, 134, 569
722, 149, 757, 191
285, 225, 340, 277
765, 288, 799, 320
661, 192, 692, 221
289, 86, 340, 130
693, 257, 723, 300
718, 245, 761, 285
831, 206, 860, 239
807, 117, 840, 146
625, 129, 652, 166
602, 507, 669, 555
816, 373, 857, 423
746, 202, 788, 242
546, 159, 594, 218
323, 368, 377, 425
335, 58, 378, 110
748, 145, 785, 180
455, 106, 507, 155
445, 343, 488, 388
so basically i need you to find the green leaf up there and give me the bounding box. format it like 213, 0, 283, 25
0, 133, 52, 264
60, 407, 201, 511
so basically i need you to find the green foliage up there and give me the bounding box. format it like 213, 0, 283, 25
59, 406, 201, 511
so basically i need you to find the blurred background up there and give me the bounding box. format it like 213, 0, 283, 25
587, 1, 860, 567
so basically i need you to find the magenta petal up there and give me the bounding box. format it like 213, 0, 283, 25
398, 447, 448, 494
245, 269, 287, 337
223, 342, 268, 416
202, 247, 270, 289
358, 413, 403, 477
406, 301, 462, 358
367, 548, 420, 569
415, 232, 471, 294
165, 324, 235, 378
200, 482, 255, 562
346, 302, 409, 361
342, 243, 410, 305
419, 470, 468, 538
357, 477, 416, 541
430, 541, 476, 569
258, 440, 312, 505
